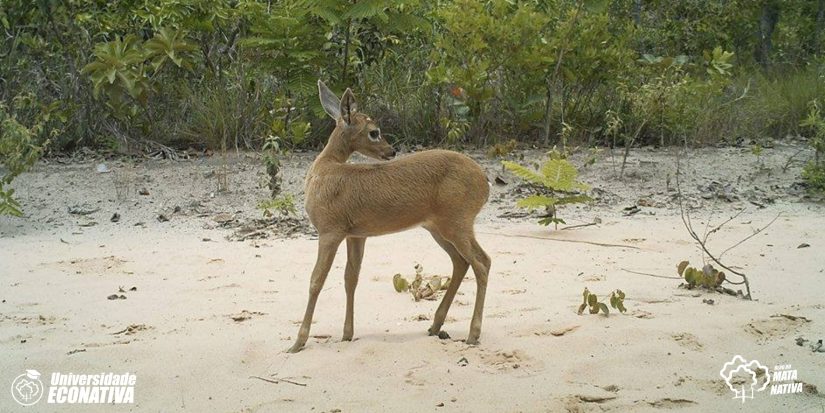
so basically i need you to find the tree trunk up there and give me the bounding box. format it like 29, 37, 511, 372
756, 1, 780, 68
542, 82, 554, 146
632, 0, 642, 26
816, 0, 825, 54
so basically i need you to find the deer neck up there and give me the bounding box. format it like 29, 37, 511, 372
316, 126, 353, 164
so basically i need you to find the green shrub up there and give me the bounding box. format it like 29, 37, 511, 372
0, 104, 48, 216
800, 99, 825, 192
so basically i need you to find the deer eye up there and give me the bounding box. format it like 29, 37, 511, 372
369, 129, 380, 140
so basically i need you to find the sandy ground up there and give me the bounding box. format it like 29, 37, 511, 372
1, 142, 824, 412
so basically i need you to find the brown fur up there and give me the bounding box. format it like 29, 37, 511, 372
288, 82, 491, 352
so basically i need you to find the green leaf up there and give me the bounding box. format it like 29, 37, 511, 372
598, 303, 609, 315
577, 303, 587, 315
502, 160, 545, 185
516, 195, 556, 210
684, 267, 700, 286
344, 0, 388, 20
540, 159, 588, 191
392, 274, 409, 292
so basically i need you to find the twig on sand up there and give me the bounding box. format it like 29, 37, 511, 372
674, 152, 779, 300
621, 268, 682, 280
478, 231, 639, 249
561, 222, 598, 231
249, 375, 307, 387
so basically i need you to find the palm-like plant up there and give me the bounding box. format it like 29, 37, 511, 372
502, 152, 591, 227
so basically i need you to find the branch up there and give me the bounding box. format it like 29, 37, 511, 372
477, 231, 640, 249
249, 376, 307, 387
675, 151, 752, 299
621, 268, 682, 280
719, 213, 780, 259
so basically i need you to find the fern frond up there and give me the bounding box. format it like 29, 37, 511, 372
540, 159, 579, 191
516, 195, 556, 210
300, 0, 344, 24
345, 0, 389, 20
502, 161, 545, 185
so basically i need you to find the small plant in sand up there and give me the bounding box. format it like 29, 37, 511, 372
502, 150, 591, 228
751, 143, 764, 167
262, 135, 283, 198
577, 288, 626, 316
393, 263, 451, 301
800, 99, 825, 192
262, 96, 312, 198
257, 194, 297, 218
677, 261, 726, 290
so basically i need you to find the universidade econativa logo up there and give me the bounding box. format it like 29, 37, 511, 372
10, 370, 136, 406
10, 370, 44, 406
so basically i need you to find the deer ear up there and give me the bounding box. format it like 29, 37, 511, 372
340, 88, 357, 125
318, 80, 341, 120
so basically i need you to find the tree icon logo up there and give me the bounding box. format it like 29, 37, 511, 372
10, 370, 44, 406
720, 355, 771, 403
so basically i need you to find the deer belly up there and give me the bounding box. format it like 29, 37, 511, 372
346, 208, 427, 237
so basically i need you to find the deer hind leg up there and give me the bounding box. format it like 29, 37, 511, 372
437, 226, 490, 345
424, 227, 469, 337
343, 237, 365, 342
288, 233, 345, 353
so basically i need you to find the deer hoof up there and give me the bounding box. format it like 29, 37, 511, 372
465, 337, 479, 345
286, 343, 305, 353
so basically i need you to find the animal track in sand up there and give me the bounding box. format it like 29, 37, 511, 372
560, 393, 618, 412
81, 324, 153, 348
645, 398, 696, 408
745, 314, 811, 341
403, 362, 429, 386
1, 314, 62, 326
451, 346, 541, 374
671, 332, 703, 351
517, 324, 580, 338
48, 255, 129, 276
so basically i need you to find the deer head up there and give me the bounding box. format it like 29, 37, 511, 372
318, 80, 395, 161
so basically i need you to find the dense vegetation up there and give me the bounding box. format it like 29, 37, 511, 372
1, 1, 824, 178
2, 0, 824, 151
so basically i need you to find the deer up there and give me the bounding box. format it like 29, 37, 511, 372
287, 80, 491, 353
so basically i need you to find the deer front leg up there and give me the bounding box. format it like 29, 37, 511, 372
288, 233, 344, 353
343, 237, 365, 341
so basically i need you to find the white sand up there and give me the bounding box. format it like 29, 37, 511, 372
1, 145, 824, 412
